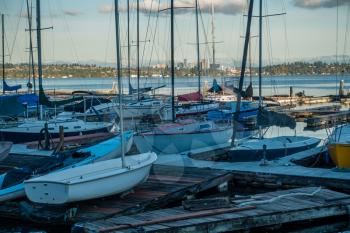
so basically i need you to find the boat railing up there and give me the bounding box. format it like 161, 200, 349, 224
0, 115, 23, 129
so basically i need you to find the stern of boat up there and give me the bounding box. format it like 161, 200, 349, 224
328, 143, 350, 169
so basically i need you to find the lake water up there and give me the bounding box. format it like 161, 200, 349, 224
6, 74, 350, 96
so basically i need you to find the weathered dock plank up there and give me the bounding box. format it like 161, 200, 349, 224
155, 153, 350, 192
305, 110, 350, 128
0, 165, 233, 225
74, 187, 350, 233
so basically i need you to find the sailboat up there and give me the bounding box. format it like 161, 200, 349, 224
0, 1, 114, 143
134, 0, 233, 155
228, 0, 320, 162
0, 13, 38, 118
0, 130, 134, 202
24, 0, 157, 204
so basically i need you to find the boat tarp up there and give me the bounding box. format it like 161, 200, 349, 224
129, 83, 153, 94
0, 95, 25, 117
17, 94, 38, 107
39, 87, 83, 108
177, 92, 202, 102
3, 80, 21, 92
208, 79, 223, 93
257, 109, 296, 129
64, 98, 111, 113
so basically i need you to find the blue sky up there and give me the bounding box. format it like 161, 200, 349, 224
1, 0, 349, 66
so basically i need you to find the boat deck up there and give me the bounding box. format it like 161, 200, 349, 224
73, 187, 350, 233
0, 164, 232, 225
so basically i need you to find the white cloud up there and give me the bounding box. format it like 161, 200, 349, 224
63, 9, 82, 16
99, 0, 245, 15
99, 4, 115, 14
293, 0, 350, 9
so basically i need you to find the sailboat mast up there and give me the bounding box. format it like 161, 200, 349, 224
114, 0, 125, 168
211, 1, 215, 67
231, 0, 254, 147
2, 14, 4, 95
171, 0, 175, 122
259, 0, 263, 108
35, 0, 43, 93
137, 0, 140, 100
195, 0, 201, 95
127, 0, 131, 95
26, 0, 36, 93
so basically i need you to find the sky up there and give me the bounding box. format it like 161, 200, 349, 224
0, 0, 349, 67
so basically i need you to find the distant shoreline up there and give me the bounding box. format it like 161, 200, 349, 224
3, 61, 350, 79
6, 73, 350, 79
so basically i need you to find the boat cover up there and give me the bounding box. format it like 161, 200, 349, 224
257, 109, 296, 129
3, 80, 21, 92
0, 95, 25, 117
178, 92, 202, 102
208, 79, 223, 93
17, 93, 38, 107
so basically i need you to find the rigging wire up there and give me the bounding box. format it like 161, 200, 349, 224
57, 0, 79, 63
7, 1, 24, 64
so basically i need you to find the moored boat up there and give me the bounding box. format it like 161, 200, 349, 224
327, 124, 350, 169
134, 119, 233, 154
24, 152, 157, 204
0, 131, 134, 202
229, 136, 321, 162
0, 118, 113, 143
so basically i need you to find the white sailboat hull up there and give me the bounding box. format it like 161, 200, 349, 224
25, 153, 157, 204
134, 127, 233, 154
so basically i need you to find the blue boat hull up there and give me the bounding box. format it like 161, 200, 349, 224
228, 141, 320, 162
0, 127, 110, 144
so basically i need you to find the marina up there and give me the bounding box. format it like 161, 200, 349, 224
1, 0, 350, 232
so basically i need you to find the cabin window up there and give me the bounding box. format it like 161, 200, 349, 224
74, 126, 82, 129
64, 127, 69, 130
48, 128, 54, 131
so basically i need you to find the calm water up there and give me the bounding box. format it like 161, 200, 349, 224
6, 74, 350, 96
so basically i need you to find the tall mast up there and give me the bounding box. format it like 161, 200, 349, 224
2, 14, 4, 94
231, 0, 254, 147
36, 0, 43, 94
171, 0, 175, 122
211, 0, 215, 67
195, 0, 201, 95
114, 0, 125, 168
127, 0, 131, 95
137, 0, 140, 100
259, 0, 263, 108
26, 0, 36, 93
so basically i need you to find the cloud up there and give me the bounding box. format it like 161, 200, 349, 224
293, 0, 350, 9
63, 9, 82, 16
99, 4, 115, 13
99, 0, 245, 15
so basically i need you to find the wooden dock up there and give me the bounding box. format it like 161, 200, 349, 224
154, 150, 350, 192
305, 110, 350, 128
0, 165, 232, 225
286, 105, 341, 120
73, 187, 350, 233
